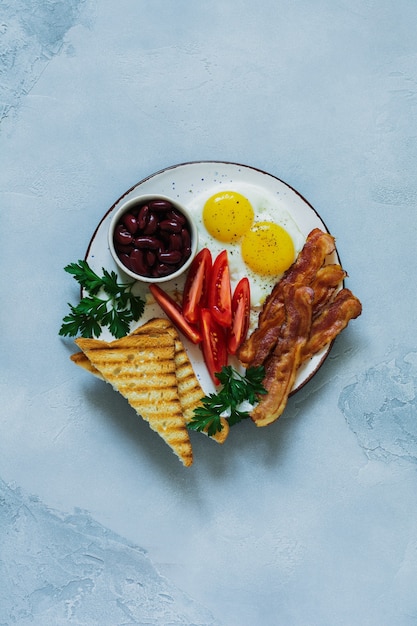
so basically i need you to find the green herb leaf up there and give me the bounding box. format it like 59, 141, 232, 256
191, 396, 225, 436
59, 260, 146, 339
64, 260, 104, 295
188, 365, 266, 435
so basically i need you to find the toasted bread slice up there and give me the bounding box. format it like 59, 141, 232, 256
71, 318, 229, 445
71, 318, 205, 421
166, 327, 229, 445
75, 329, 193, 467
71, 350, 101, 376
132, 320, 229, 442
70, 318, 171, 380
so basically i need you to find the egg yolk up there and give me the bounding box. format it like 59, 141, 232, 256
203, 191, 254, 243
241, 221, 295, 276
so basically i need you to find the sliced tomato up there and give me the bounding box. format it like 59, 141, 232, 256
200, 308, 228, 385
149, 284, 202, 344
182, 247, 212, 324
227, 277, 251, 355
208, 250, 232, 328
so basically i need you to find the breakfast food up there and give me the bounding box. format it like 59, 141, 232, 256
73, 319, 196, 466
144, 226, 361, 434
149, 249, 250, 385
203, 191, 254, 243
64, 173, 363, 465
196, 184, 305, 309
238, 228, 339, 367
239, 229, 363, 426
301, 287, 362, 362
112, 197, 193, 278
71, 318, 228, 466
250, 284, 314, 426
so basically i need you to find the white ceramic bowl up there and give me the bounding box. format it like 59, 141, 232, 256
108, 194, 198, 283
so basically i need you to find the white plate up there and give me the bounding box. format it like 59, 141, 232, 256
84, 161, 341, 396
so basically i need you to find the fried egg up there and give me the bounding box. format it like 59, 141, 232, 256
203, 191, 254, 243
189, 183, 306, 311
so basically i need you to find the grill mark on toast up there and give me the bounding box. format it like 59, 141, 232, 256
71, 317, 226, 458
75, 325, 193, 466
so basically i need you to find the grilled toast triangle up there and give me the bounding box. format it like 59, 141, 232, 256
71, 318, 206, 423
71, 317, 229, 448
75, 328, 193, 467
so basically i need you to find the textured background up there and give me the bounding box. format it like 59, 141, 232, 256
1, 1, 417, 625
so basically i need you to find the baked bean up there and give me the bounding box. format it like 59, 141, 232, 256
112, 197, 193, 278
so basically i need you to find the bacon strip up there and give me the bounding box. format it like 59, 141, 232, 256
301, 288, 362, 362
251, 285, 313, 427
238, 229, 338, 369
258, 228, 335, 324
240, 228, 362, 427
309, 264, 347, 315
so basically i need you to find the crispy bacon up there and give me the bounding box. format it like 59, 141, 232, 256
301, 288, 362, 362
258, 228, 335, 324
251, 285, 313, 427
238, 229, 337, 368
243, 263, 347, 369
309, 264, 347, 315
238, 228, 362, 427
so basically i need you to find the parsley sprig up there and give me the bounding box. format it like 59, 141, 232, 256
59, 260, 145, 339
188, 365, 267, 436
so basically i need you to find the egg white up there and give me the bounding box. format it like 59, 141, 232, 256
187, 182, 306, 323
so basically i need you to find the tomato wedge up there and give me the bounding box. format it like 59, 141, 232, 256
182, 247, 212, 324
227, 277, 251, 355
208, 250, 232, 328
200, 308, 228, 385
149, 284, 202, 344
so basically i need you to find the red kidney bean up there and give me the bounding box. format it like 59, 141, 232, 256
130, 248, 149, 275
133, 235, 160, 249
158, 250, 183, 265
167, 209, 187, 225
119, 253, 132, 270
137, 204, 149, 230
149, 199, 173, 211
114, 225, 133, 245
115, 243, 133, 255
169, 233, 182, 251
159, 219, 182, 233
143, 212, 158, 235
113, 197, 193, 278
146, 250, 156, 267
181, 227, 191, 249
122, 213, 138, 234
159, 230, 171, 246
153, 263, 173, 276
